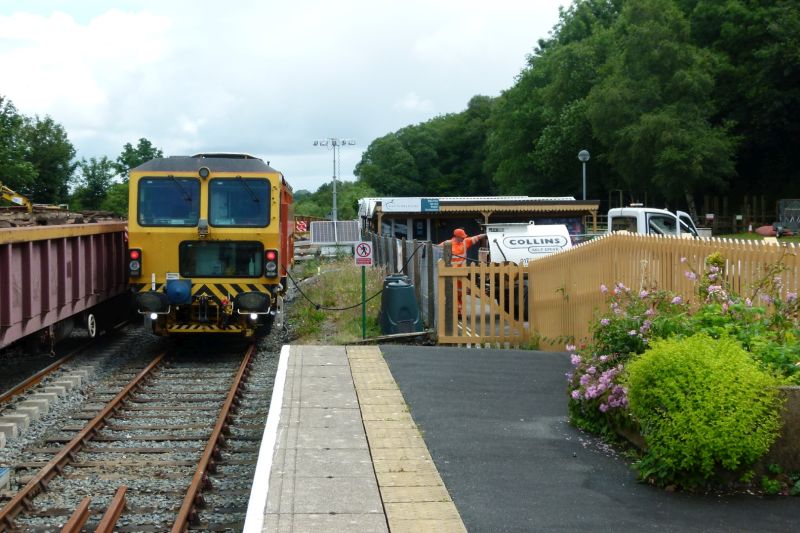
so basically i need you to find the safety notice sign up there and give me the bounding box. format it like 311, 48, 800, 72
355, 241, 374, 266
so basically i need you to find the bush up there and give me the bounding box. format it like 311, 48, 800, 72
625, 334, 784, 489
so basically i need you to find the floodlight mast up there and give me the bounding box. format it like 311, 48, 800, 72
313, 138, 356, 244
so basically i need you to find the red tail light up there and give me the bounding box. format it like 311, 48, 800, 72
129, 248, 142, 277
264, 249, 278, 277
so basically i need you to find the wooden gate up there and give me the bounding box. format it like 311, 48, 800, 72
436, 261, 531, 346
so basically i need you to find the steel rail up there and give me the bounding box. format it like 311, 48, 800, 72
0, 319, 130, 406
94, 486, 127, 533
60, 496, 91, 533
0, 342, 90, 405
0, 352, 166, 532
171, 344, 256, 532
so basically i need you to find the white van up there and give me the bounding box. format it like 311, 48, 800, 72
485, 222, 573, 265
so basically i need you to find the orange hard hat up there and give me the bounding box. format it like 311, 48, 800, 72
453, 228, 467, 239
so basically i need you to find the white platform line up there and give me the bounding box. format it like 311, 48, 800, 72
242, 344, 290, 533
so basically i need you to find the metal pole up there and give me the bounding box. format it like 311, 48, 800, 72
361, 265, 366, 339
332, 143, 338, 224
582, 162, 586, 201
333, 142, 338, 244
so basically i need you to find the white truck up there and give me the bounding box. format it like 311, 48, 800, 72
485, 222, 573, 266
481, 222, 573, 321
607, 206, 700, 237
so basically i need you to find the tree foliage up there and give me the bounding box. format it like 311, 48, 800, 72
294, 180, 377, 220
22, 115, 77, 203
114, 138, 163, 181
355, 0, 797, 210
72, 156, 115, 210
0, 96, 39, 194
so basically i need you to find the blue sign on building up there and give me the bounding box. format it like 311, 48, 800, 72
421, 198, 439, 212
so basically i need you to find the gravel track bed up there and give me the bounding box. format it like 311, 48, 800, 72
2, 323, 284, 532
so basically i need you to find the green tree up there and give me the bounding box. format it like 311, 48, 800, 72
72, 156, 115, 210
354, 134, 423, 195
585, 0, 737, 213
677, 0, 800, 197
22, 115, 77, 203
0, 96, 36, 193
114, 138, 163, 181
99, 182, 129, 216
294, 180, 377, 220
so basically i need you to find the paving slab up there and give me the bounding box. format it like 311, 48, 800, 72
244, 344, 465, 533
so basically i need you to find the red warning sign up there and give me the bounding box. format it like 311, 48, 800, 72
355, 241, 373, 266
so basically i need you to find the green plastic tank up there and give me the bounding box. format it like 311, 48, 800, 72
380, 277, 423, 335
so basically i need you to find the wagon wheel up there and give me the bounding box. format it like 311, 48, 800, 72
86, 313, 98, 338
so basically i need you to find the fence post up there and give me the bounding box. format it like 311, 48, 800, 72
413, 239, 422, 318
427, 241, 435, 330
444, 242, 453, 335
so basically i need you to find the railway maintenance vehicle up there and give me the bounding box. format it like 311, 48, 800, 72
127, 153, 293, 337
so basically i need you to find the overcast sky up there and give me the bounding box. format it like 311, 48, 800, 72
1, 0, 566, 192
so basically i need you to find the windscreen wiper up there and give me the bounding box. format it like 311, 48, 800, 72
167, 174, 193, 203
236, 175, 260, 203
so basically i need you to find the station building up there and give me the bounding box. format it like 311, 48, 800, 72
358, 196, 601, 244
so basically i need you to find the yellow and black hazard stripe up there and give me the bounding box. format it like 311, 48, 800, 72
166, 324, 246, 334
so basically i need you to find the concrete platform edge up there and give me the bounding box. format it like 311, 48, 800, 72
242, 344, 290, 533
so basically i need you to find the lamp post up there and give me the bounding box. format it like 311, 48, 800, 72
578, 149, 590, 201
313, 138, 356, 243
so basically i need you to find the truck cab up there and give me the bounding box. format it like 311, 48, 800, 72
607, 207, 699, 238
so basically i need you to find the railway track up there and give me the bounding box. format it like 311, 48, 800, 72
0, 339, 279, 532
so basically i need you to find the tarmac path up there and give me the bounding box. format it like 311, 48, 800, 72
381, 345, 797, 533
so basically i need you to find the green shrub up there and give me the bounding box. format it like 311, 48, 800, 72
625, 334, 784, 489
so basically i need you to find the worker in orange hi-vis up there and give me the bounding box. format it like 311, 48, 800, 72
441, 228, 486, 317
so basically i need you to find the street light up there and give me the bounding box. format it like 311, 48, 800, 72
313, 138, 356, 243
578, 149, 590, 201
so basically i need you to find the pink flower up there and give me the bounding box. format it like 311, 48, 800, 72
566, 344, 576, 352
599, 403, 609, 413
628, 330, 637, 336
600, 318, 610, 326
587, 366, 596, 375
685, 271, 697, 281
599, 355, 608, 362
645, 308, 655, 316
571, 389, 581, 400
600, 284, 608, 294
639, 290, 649, 298
680, 257, 687, 263
570, 354, 582, 367
671, 296, 682, 305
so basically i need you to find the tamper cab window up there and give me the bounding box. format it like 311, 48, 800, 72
138, 178, 200, 226
179, 241, 264, 278
209, 178, 271, 227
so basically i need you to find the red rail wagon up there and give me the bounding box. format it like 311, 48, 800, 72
0, 222, 129, 351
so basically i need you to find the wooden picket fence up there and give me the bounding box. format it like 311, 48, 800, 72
437, 233, 800, 349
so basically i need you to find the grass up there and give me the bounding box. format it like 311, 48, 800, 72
288, 257, 385, 344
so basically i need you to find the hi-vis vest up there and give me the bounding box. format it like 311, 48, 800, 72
448, 236, 481, 267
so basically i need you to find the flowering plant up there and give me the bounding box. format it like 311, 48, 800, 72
568, 252, 800, 440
